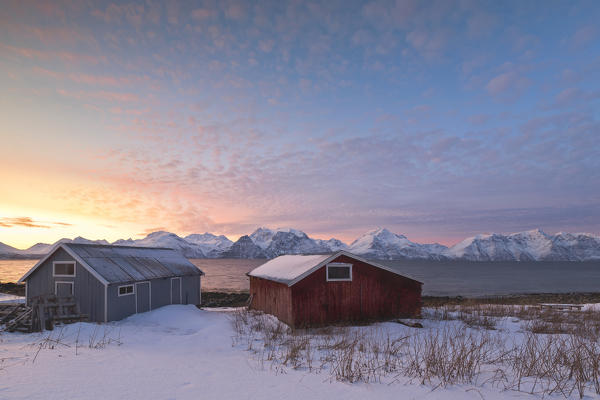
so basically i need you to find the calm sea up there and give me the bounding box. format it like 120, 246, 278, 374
1, 258, 599, 297
0, 259, 265, 292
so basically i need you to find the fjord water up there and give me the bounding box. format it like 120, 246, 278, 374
1, 258, 599, 296
0, 259, 266, 292
377, 260, 600, 297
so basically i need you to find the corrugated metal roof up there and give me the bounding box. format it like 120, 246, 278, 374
64, 243, 203, 284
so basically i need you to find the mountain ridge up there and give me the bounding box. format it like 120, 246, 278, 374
1, 228, 599, 261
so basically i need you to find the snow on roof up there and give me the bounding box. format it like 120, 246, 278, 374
248, 250, 423, 286
248, 254, 333, 285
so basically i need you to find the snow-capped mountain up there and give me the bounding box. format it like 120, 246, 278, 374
56, 236, 109, 248
0, 242, 18, 254
247, 227, 346, 257
444, 229, 600, 261
0, 242, 20, 258
447, 234, 511, 261
264, 231, 330, 258
24, 243, 55, 254
348, 228, 447, 260
184, 233, 233, 258
249, 228, 305, 250
315, 238, 349, 252
220, 235, 267, 259
0, 237, 110, 259
1, 228, 599, 261
549, 232, 600, 261
113, 231, 205, 258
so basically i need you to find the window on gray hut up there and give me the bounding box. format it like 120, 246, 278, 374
53, 262, 75, 276
118, 285, 134, 296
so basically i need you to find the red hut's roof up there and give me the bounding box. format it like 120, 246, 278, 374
248, 250, 422, 286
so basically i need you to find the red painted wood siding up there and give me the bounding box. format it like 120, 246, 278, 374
290, 255, 421, 327
249, 276, 293, 326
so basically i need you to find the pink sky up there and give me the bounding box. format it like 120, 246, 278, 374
1, 0, 599, 249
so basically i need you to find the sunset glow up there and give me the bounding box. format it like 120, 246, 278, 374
1, 1, 599, 249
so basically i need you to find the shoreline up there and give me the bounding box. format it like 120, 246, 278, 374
201, 292, 600, 308
0, 283, 24, 296
3, 282, 599, 308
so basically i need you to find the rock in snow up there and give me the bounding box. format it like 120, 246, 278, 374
1, 227, 599, 261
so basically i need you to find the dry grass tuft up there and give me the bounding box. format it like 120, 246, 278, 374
231, 305, 600, 398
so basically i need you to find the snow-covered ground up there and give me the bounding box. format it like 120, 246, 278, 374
1, 305, 599, 399
0, 293, 24, 304
584, 303, 600, 311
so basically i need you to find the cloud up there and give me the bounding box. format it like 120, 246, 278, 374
468, 114, 491, 125
485, 71, 530, 101
362, 0, 417, 28
57, 89, 139, 103
91, 3, 146, 28
554, 88, 583, 107
0, 43, 106, 65
505, 27, 539, 53
406, 29, 447, 58
571, 25, 596, 47
2, 0, 599, 245
165, 0, 179, 24
69, 73, 132, 87
486, 72, 515, 94
545, 87, 600, 109
466, 12, 497, 38
258, 39, 274, 53
351, 29, 373, 46
0, 217, 72, 229
35, 2, 67, 20
191, 8, 216, 20
224, 3, 246, 20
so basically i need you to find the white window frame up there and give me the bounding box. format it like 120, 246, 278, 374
118, 284, 135, 297
326, 263, 353, 282
55, 281, 74, 296
53, 261, 76, 277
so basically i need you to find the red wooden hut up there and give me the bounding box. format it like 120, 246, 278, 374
248, 251, 422, 327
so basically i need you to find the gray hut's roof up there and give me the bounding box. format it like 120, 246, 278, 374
19, 243, 203, 285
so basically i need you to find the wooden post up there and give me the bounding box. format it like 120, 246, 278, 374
29, 305, 38, 332
37, 303, 45, 332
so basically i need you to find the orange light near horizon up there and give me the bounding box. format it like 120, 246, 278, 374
0, 205, 134, 249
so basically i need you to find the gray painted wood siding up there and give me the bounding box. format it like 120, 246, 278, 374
106, 275, 200, 321
181, 275, 201, 305
150, 277, 172, 309
107, 284, 136, 321
25, 247, 201, 323
26, 248, 106, 322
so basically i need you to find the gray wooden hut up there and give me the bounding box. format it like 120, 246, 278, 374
18, 243, 204, 322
